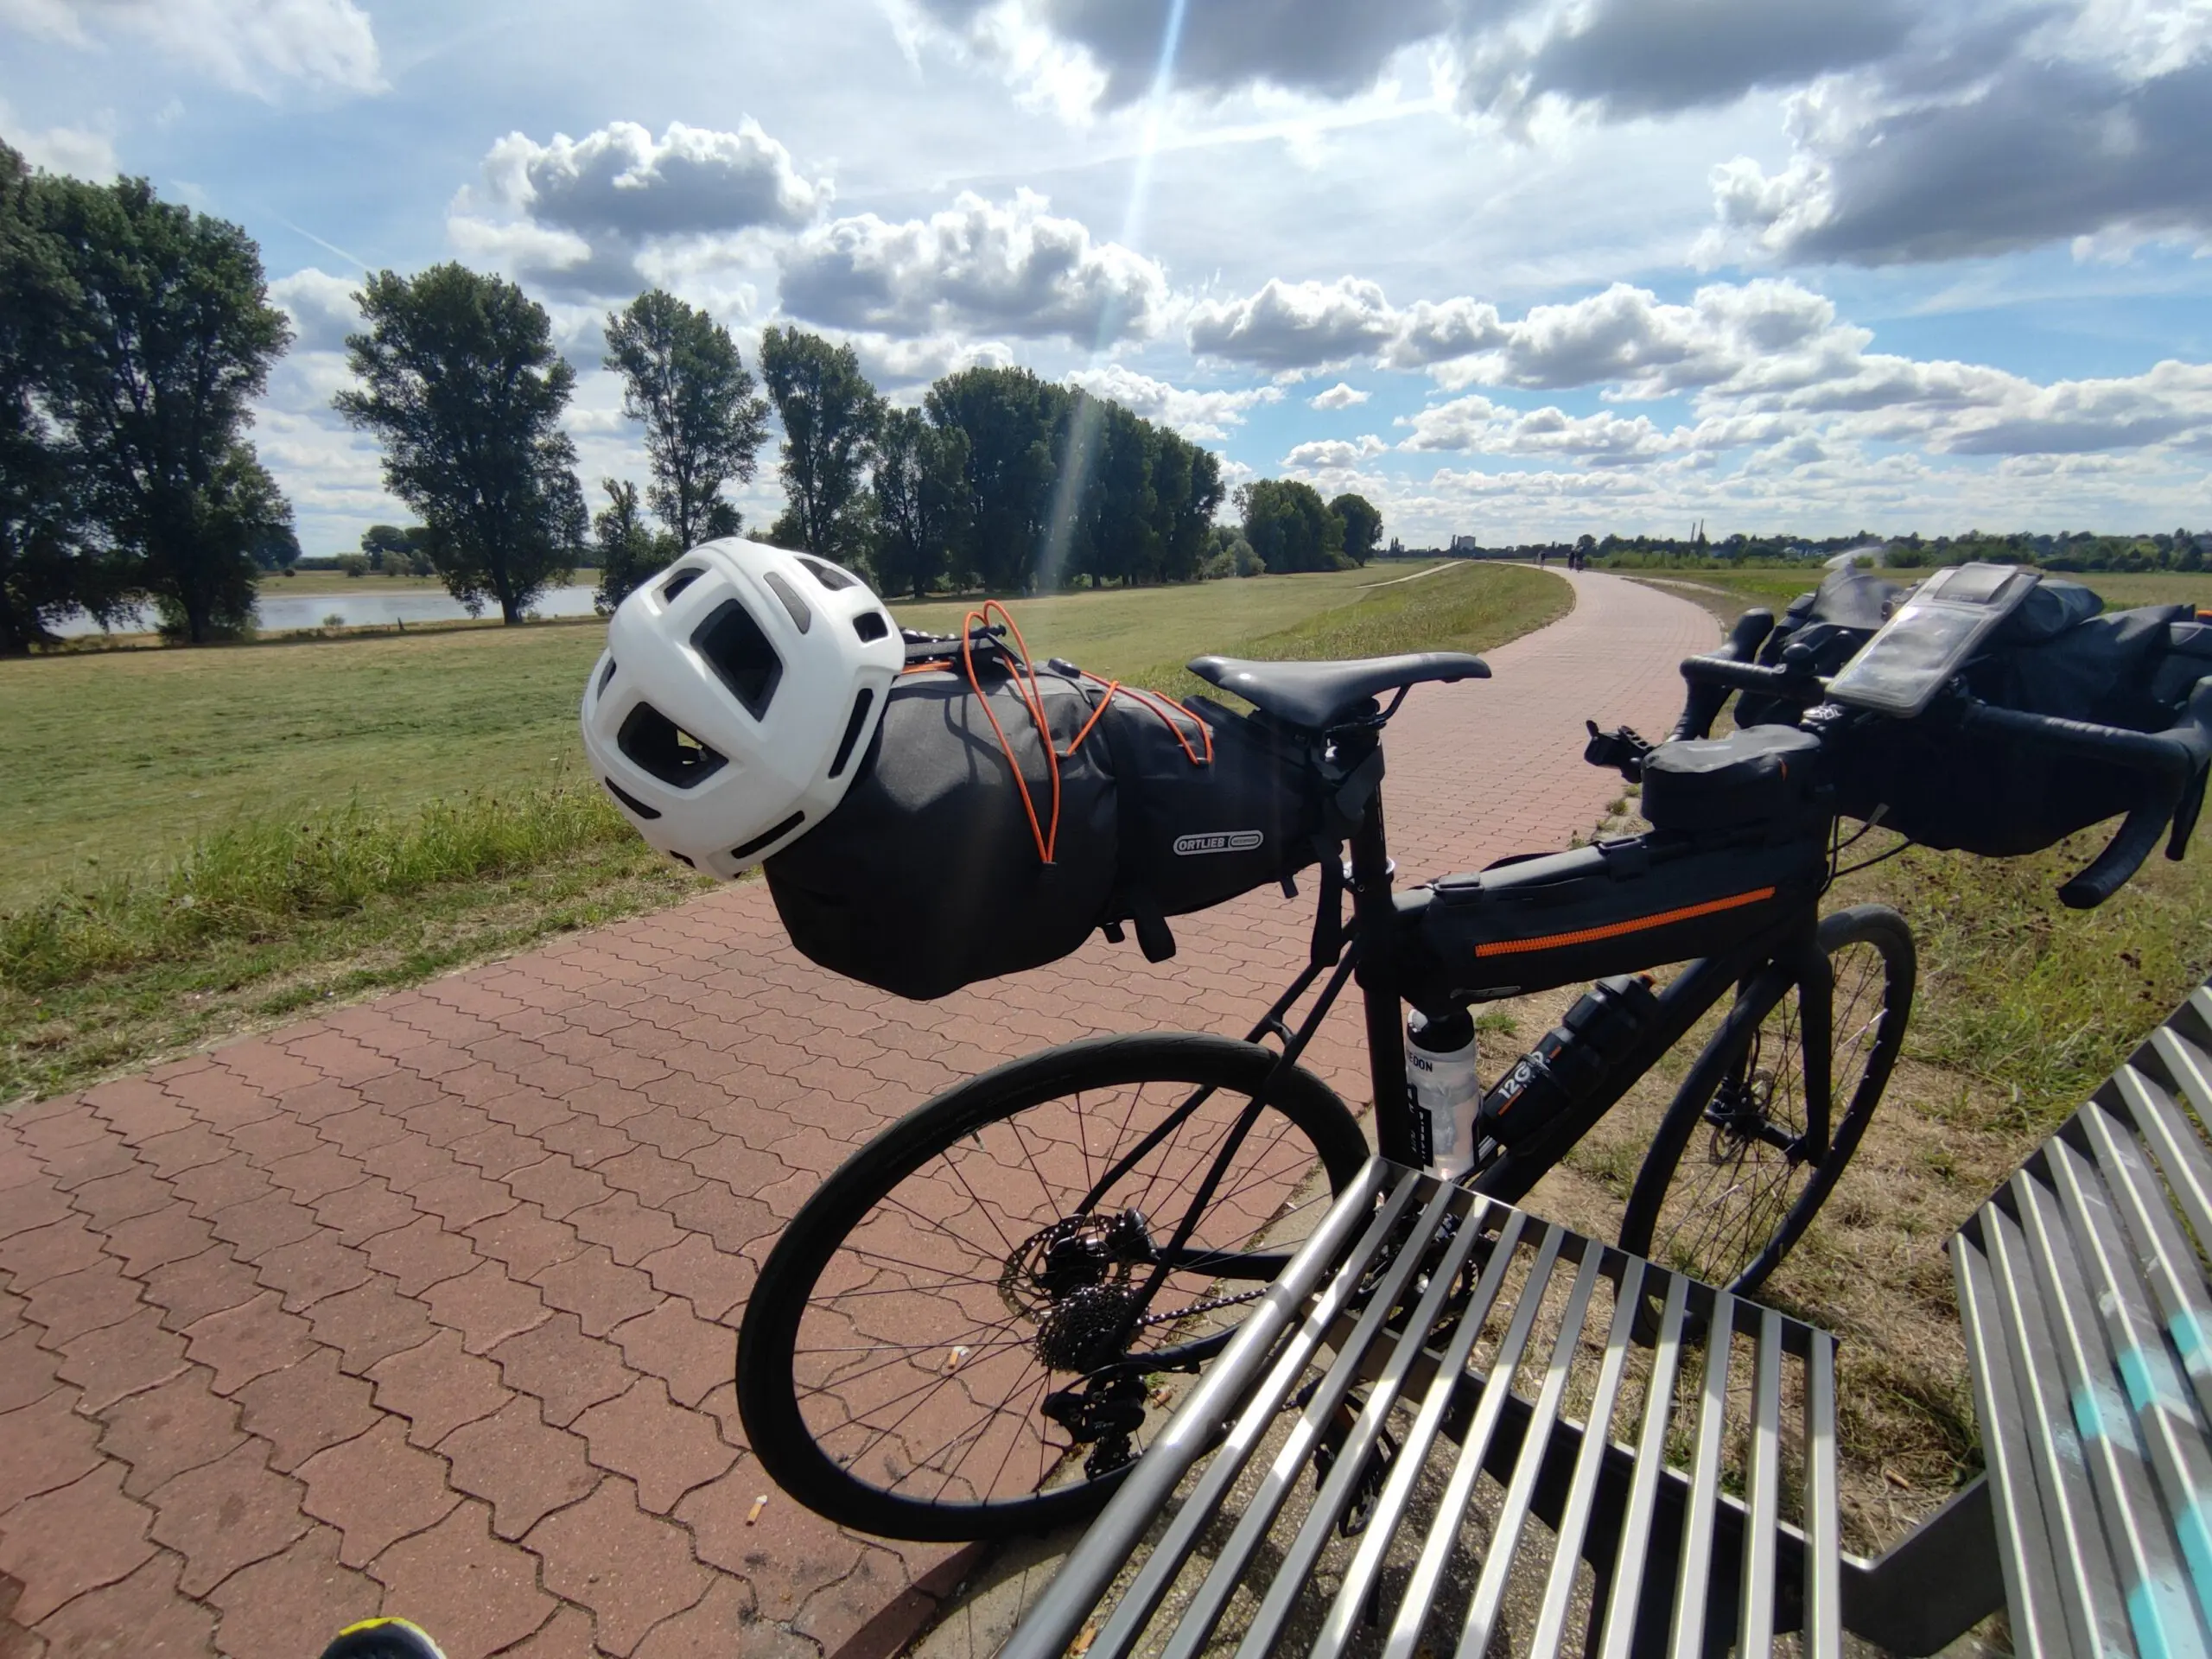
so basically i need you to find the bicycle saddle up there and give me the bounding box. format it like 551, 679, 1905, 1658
1186, 652, 1490, 730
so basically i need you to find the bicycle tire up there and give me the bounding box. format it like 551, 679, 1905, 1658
1618, 904, 1915, 1296
735, 1032, 1369, 1541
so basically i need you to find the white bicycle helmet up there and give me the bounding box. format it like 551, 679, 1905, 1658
581, 537, 904, 878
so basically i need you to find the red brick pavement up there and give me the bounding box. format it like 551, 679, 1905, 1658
0, 573, 1713, 1659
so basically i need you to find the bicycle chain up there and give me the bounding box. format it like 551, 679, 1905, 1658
1135, 1283, 1268, 1328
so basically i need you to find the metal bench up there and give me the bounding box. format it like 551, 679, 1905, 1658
1000, 981, 2212, 1659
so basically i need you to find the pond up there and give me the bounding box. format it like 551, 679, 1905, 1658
53, 584, 605, 637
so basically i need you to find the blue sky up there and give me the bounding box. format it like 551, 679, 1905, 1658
3, 0, 2209, 554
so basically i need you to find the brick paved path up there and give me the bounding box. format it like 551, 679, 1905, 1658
0, 573, 1713, 1659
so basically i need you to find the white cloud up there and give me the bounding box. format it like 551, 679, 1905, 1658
0, 98, 116, 176
1187, 276, 1398, 372
268, 266, 360, 353
0, 0, 383, 94
450, 118, 827, 295
1399, 395, 1678, 464
1067, 364, 1282, 438
779, 188, 1169, 346
1283, 432, 1389, 470
1309, 381, 1370, 410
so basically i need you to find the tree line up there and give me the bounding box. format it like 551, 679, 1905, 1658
1, 151, 1382, 652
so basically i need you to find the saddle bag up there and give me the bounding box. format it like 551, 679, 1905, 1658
763, 652, 1319, 1001
1404, 828, 1830, 1007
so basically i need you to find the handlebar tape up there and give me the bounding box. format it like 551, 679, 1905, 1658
1672, 609, 1775, 741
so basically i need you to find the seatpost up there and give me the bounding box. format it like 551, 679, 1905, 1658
1343, 745, 1415, 1165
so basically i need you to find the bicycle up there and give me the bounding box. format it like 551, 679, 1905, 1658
735, 607, 2212, 1543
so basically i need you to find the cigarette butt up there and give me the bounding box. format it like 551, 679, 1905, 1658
945, 1345, 971, 1373
747, 1494, 768, 1524
1072, 1623, 1096, 1655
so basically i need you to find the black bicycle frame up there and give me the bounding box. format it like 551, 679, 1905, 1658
1092, 765, 1843, 1340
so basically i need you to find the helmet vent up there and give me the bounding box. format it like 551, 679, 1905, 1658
731, 809, 805, 862
601, 777, 661, 820
852, 611, 889, 644
828, 688, 875, 779
616, 702, 728, 789
763, 570, 812, 633
798, 556, 859, 592
691, 599, 783, 718
660, 568, 703, 604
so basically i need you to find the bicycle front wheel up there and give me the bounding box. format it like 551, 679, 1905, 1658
1618, 904, 1915, 1295
735, 1032, 1369, 1541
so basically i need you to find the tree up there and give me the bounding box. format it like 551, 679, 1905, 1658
1238, 478, 1343, 573
870, 406, 969, 599
926, 365, 1065, 591
0, 143, 124, 652
593, 478, 677, 612
759, 326, 881, 566
1331, 493, 1383, 567
603, 289, 767, 550
27, 169, 293, 643
336, 264, 587, 624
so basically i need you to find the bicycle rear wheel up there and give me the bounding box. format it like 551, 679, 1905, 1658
1618, 904, 1914, 1295
735, 1032, 1369, 1541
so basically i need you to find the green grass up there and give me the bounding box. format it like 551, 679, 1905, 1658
1, 563, 1567, 1100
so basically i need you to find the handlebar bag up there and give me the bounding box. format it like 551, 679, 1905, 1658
1404, 827, 1830, 1007
762, 665, 1318, 1000
1639, 727, 1822, 834
1821, 600, 2194, 856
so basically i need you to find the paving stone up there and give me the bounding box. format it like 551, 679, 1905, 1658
131, 1125, 232, 1182
502, 1157, 613, 1222
0, 1387, 104, 1510
487, 1314, 632, 1429
67, 1168, 174, 1234
573, 1376, 735, 1516
22, 1262, 143, 1350
165, 1158, 273, 1220
205, 1525, 378, 1659
140, 1248, 260, 1334
663, 1184, 777, 1255
99, 1207, 218, 1280
568, 1192, 684, 1268
484, 1604, 597, 1659
420, 1263, 549, 1356
407, 1172, 515, 1233
0, 1183, 71, 1243
607, 1300, 732, 1409
632, 1235, 753, 1324
361, 1215, 480, 1297
530, 1248, 657, 1338
310, 1179, 419, 1248
55, 1304, 189, 1411
462, 1206, 581, 1283
369, 1501, 555, 1659
207, 1192, 320, 1264
626, 1574, 766, 1659
35, 1135, 138, 1194
0, 1328, 62, 1415
297, 1414, 460, 1567
146, 1439, 308, 1596
29, 1548, 217, 1659
0, 1464, 156, 1624
235, 1345, 380, 1472
525, 1479, 711, 1658
253, 1230, 373, 1313
97, 1365, 245, 1497
263, 1147, 367, 1205
0, 1217, 106, 1290
589, 1147, 705, 1210
368, 1329, 511, 1449
306, 1278, 437, 1376
181, 1290, 317, 1396
437, 1395, 597, 1540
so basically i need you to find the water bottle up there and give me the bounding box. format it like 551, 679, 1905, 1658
1406, 1008, 1482, 1178
1480, 976, 1658, 1147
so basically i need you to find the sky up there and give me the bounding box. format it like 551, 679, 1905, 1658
3, 0, 2209, 555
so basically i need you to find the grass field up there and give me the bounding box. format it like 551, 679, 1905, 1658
0, 562, 1565, 1099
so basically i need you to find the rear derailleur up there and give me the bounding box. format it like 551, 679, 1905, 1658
1041, 1370, 1152, 1479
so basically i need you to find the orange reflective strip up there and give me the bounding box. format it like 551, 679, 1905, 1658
1471, 887, 1777, 958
